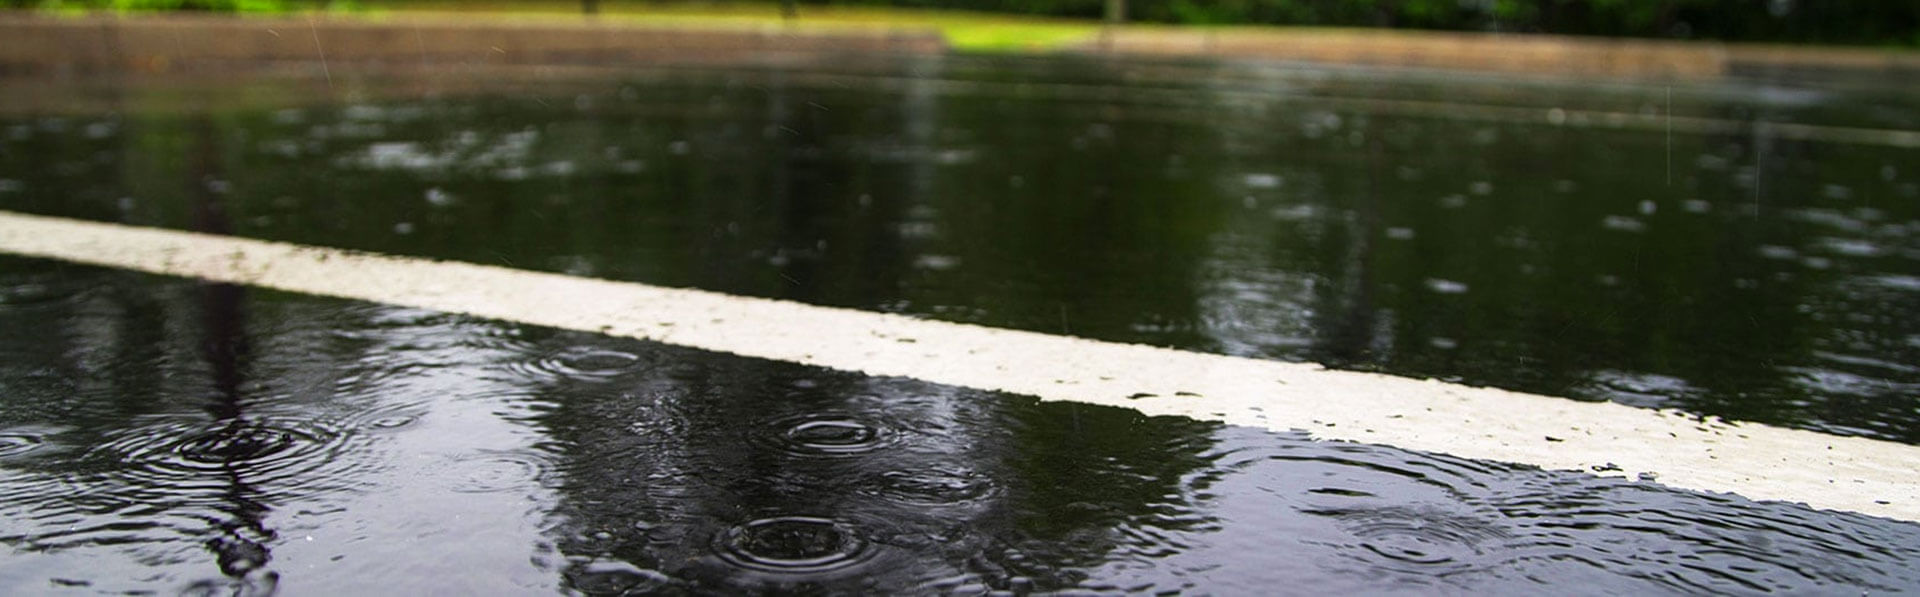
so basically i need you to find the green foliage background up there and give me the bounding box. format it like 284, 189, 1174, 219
858, 0, 1918, 45
17, 0, 288, 12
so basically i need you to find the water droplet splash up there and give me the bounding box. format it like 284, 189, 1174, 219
864, 467, 997, 506
171, 424, 307, 466
366, 415, 416, 431
761, 414, 897, 457
1312, 506, 1507, 574
88, 416, 373, 498
714, 516, 878, 576
512, 346, 649, 382
448, 449, 561, 494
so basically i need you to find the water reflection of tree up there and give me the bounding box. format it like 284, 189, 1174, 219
514, 58, 1227, 592
1330, 113, 1822, 426
187, 110, 281, 594
1177, 75, 1875, 436
519, 339, 1003, 592
999, 401, 1222, 585
916, 57, 1227, 349
519, 331, 1225, 592
1305, 132, 1384, 369
0, 108, 290, 593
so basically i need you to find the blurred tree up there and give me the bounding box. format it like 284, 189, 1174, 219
804, 0, 1916, 45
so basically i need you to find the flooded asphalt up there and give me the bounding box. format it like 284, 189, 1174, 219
1, 53, 1918, 593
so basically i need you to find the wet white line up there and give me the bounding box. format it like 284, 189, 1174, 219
2, 210, 1916, 522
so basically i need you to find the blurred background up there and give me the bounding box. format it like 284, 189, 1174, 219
5, 0, 1918, 48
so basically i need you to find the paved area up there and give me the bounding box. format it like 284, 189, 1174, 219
4, 209, 1915, 522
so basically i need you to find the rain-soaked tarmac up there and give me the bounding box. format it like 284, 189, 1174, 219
2, 49, 1919, 593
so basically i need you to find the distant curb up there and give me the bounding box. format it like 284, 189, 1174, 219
0, 13, 945, 77
4, 13, 1916, 82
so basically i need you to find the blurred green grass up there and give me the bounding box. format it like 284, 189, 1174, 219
354, 1, 1104, 52
19, 0, 1105, 52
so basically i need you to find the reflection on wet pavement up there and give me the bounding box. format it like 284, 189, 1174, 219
1, 261, 1916, 593
4, 52, 1920, 592
3, 55, 1915, 442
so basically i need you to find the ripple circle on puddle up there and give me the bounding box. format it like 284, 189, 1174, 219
88, 415, 374, 499
511, 347, 648, 383
365, 415, 418, 431
448, 449, 561, 494
863, 467, 997, 506
714, 516, 878, 576
757, 414, 898, 457
1311, 506, 1507, 574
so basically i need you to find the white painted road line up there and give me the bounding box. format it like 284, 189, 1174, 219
2, 209, 1916, 522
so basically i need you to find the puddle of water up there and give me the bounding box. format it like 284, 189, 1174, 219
2, 53, 1920, 591
4, 55, 1914, 443
1, 263, 1916, 593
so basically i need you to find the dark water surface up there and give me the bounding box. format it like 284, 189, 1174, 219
2, 261, 1918, 594
3, 54, 1919, 592
4, 55, 1916, 443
